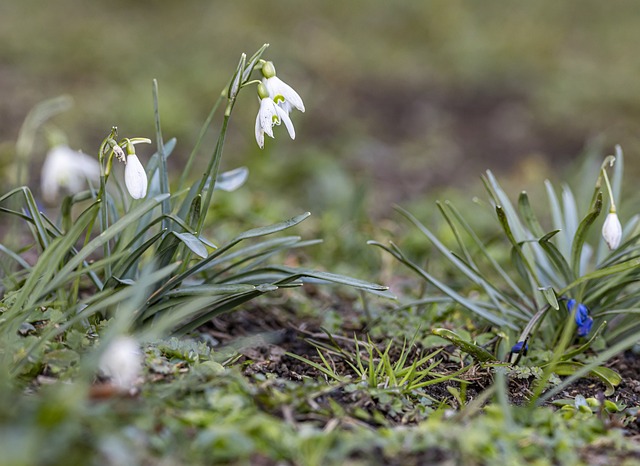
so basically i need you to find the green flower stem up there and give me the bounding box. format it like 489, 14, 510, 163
529, 310, 576, 404
196, 112, 230, 234
153, 79, 171, 230
177, 91, 225, 192
601, 166, 617, 213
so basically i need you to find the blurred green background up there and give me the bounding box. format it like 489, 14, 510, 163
2, 0, 640, 219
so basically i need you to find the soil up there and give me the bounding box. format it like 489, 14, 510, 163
201, 301, 640, 435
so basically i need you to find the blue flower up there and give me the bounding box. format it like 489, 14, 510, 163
577, 316, 593, 337
567, 299, 593, 337
511, 341, 528, 354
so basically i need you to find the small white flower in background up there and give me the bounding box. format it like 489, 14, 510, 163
255, 82, 295, 149
99, 336, 142, 392
261, 61, 305, 115
602, 211, 622, 250
124, 153, 148, 199
41, 145, 100, 204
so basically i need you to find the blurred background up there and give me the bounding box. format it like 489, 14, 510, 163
2, 0, 640, 268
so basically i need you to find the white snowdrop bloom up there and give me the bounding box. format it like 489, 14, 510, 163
602, 211, 622, 250
124, 153, 148, 199
99, 336, 142, 391
260, 61, 305, 115
255, 85, 295, 149
41, 145, 100, 203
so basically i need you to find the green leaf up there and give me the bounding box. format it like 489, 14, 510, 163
41, 194, 168, 297
432, 328, 498, 363
496, 206, 539, 286
553, 362, 621, 396
560, 258, 640, 295
538, 230, 573, 284
395, 205, 529, 319
444, 201, 530, 309
570, 192, 602, 276
163, 284, 256, 297
560, 320, 607, 361
263, 265, 390, 293
173, 232, 208, 258
235, 212, 311, 241
368, 240, 516, 328
538, 286, 559, 310
11, 202, 100, 315
0, 187, 51, 249
214, 167, 248, 192
149, 212, 312, 300
518, 191, 545, 238
545, 179, 569, 257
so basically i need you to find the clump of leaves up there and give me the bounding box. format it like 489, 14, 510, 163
0, 44, 388, 382
371, 146, 640, 397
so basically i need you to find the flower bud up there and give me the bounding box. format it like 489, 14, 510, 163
261, 61, 276, 79
125, 153, 148, 199
602, 212, 622, 250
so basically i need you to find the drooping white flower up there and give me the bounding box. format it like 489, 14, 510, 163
41, 145, 100, 203
124, 153, 148, 199
99, 336, 142, 392
260, 61, 305, 116
255, 83, 295, 149
602, 211, 622, 250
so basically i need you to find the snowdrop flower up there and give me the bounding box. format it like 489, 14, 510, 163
600, 159, 622, 250
602, 211, 622, 250
124, 153, 148, 199
255, 82, 295, 149
99, 336, 142, 392
41, 145, 100, 204
261, 61, 305, 114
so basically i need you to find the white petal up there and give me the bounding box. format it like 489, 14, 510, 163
255, 113, 265, 148
259, 98, 277, 137
265, 76, 305, 113
41, 145, 100, 203
276, 105, 296, 140
99, 336, 142, 391
125, 154, 148, 199
602, 212, 622, 250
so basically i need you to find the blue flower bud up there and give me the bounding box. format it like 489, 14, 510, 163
511, 341, 528, 354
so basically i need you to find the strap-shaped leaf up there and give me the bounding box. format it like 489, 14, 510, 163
214, 167, 249, 192
560, 257, 640, 295
0, 187, 51, 250
496, 206, 540, 287
368, 240, 515, 328
570, 192, 602, 277
14, 202, 100, 314
172, 232, 208, 259
163, 284, 256, 297
42, 194, 169, 297
552, 362, 621, 396
432, 328, 497, 362
538, 286, 559, 310
538, 230, 573, 284
445, 201, 530, 310
517, 191, 545, 238
147, 212, 312, 302
236, 212, 311, 241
